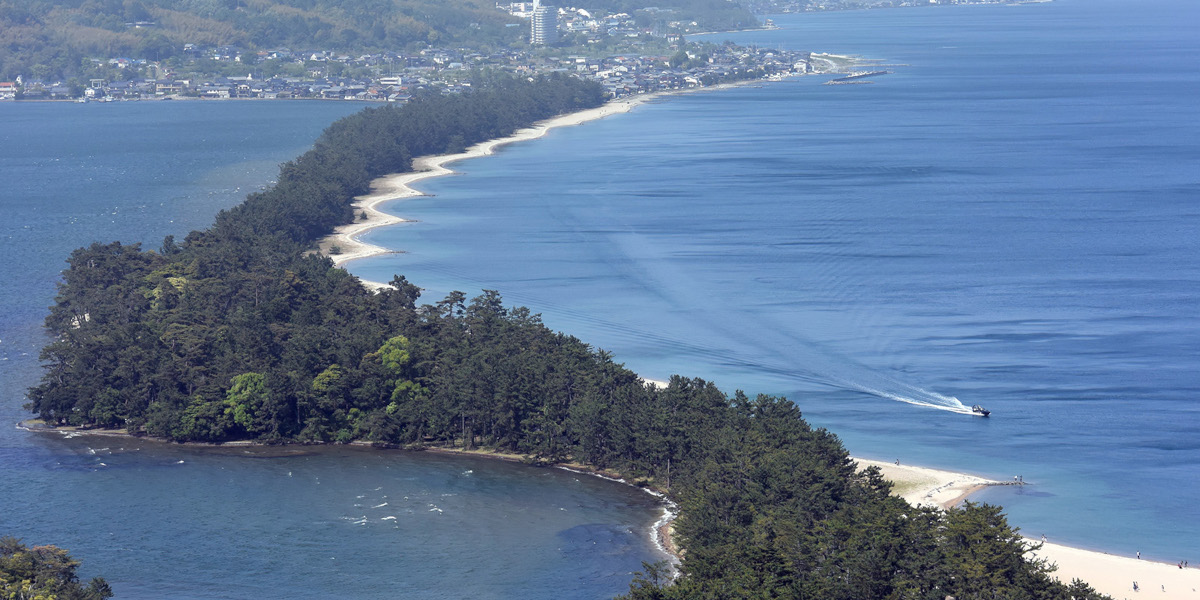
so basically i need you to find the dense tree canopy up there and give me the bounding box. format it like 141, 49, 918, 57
0, 537, 112, 600
26, 75, 1108, 599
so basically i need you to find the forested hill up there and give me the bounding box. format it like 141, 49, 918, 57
0, 0, 758, 80
26, 75, 1108, 599
27, 71, 608, 443
0, 0, 519, 79
0, 537, 112, 600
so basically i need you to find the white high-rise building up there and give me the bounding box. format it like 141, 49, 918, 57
531, 2, 558, 45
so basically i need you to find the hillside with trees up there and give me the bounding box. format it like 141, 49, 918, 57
0, 537, 112, 600
0, 0, 759, 80
25, 74, 1107, 599
0, 0, 520, 77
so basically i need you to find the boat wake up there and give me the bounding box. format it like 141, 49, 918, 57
392, 254, 972, 415
849, 383, 972, 415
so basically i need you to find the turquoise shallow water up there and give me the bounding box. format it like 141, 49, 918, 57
0, 101, 666, 597
348, 0, 1200, 562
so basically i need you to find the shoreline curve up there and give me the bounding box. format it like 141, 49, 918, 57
21, 420, 1198, 596
853, 457, 1200, 599
315, 93, 660, 289
315, 81, 774, 289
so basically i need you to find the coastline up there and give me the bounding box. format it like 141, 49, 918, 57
1030, 542, 1200, 599
23, 420, 1197, 595
306, 76, 1197, 594
19, 419, 684, 564
854, 457, 1007, 510
315, 93, 661, 289
315, 80, 781, 288
855, 457, 1200, 599
20, 67, 1187, 595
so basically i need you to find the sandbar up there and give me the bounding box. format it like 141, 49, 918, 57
312, 80, 1197, 597
856, 457, 1200, 599
316, 80, 785, 289
1030, 542, 1200, 599
316, 93, 663, 289
855, 457, 1004, 509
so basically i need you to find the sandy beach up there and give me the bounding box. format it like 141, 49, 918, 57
855, 457, 1200, 599
316, 79, 789, 289
316, 93, 665, 288
855, 457, 1005, 509
1031, 542, 1200, 599
308, 79, 1195, 597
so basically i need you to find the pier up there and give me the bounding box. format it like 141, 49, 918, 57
824, 70, 892, 85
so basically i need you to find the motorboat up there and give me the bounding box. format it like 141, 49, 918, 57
972, 405, 991, 417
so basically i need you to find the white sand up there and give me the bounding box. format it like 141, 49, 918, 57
317, 79, 782, 290
314, 83, 1200, 598
317, 94, 663, 289
855, 457, 1200, 599
1032, 542, 1200, 599
855, 457, 1002, 509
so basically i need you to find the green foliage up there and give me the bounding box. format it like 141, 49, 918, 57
0, 0, 758, 80
582, 0, 757, 33
25, 75, 1109, 600
0, 536, 112, 600
224, 372, 271, 435
0, 0, 525, 79
375, 336, 412, 374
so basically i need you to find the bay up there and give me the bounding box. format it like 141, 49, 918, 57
348, 0, 1200, 561
0, 100, 667, 597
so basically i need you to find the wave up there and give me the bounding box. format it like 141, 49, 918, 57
557, 465, 680, 571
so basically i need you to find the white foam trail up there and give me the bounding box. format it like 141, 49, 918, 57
372, 502, 388, 508
856, 385, 972, 414
409, 253, 972, 415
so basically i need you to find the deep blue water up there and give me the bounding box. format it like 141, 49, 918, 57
0, 101, 666, 597
348, 0, 1200, 561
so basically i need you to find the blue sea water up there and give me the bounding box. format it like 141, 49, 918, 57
2, 0, 1198, 590
348, 0, 1200, 562
0, 101, 666, 597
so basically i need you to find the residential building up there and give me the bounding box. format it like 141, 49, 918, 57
531, 3, 559, 45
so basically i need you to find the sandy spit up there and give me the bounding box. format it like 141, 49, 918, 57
855, 457, 1200, 599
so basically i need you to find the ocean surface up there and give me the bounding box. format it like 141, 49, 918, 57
1, 0, 1197, 592
0, 101, 666, 597
347, 0, 1200, 562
